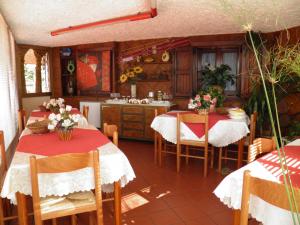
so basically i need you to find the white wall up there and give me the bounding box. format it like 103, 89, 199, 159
22, 96, 51, 117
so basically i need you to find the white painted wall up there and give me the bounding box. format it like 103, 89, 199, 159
22, 96, 50, 117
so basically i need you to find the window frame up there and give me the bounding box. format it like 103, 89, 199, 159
18, 45, 52, 97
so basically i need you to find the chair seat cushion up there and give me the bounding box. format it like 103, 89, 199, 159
40, 191, 96, 219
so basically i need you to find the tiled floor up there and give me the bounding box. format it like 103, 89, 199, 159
101, 140, 253, 225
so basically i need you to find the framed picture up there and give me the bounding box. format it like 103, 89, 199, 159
77, 49, 111, 95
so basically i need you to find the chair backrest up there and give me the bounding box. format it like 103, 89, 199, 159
177, 113, 209, 145
247, 137, 276, 163
103, 123, 118, 146
82, 105, 89, 121
30, 150, 103, 224
18, 109, 26, 135
249, 112, 257, 145
240, 170, 300, 225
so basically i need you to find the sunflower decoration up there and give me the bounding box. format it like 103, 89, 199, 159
120, 74, 128, 83
119, 66, 144, 84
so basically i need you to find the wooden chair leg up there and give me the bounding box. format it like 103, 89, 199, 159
176, 144, 181, 172
224, 147, 228, 164
0, 198, 4, 225
158, 135, 162, 166
210, 146, 214, 168
204, 147, 208, 177
89, 212, 95, 225
185, 145, 189, 165
218, 147, 223, 173
154, 132, 157, 164
71, 215, 77, 225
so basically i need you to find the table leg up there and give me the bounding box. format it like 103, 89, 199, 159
233, 209, 241, 225
158, 134, 162, 166
154, 132, 157, 164
237, 137, 245, 168
16, 192, 28, 225
114, 181, 121, 225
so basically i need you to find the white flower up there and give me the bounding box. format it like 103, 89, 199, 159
56, 114, 62, 121
49, 99, 55, 104
59, 108, 65, 114
43, 101, 47, 107
66, 105, 72, 112
71, 114, 80, 123
48, 113, 56, 121
48, 124, 55, 130
46, 103, 50, 109
242, 23, 253, 32
52, 102, 57, 107
62, 119, 73, 128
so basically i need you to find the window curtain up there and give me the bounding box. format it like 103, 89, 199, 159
0, 13, 19, 149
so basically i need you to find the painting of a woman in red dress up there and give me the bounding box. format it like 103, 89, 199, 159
77, 50, 111, 95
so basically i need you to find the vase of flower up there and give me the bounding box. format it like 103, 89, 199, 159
197, 108, 209, 115
131, 83, 137, 98
44, 98, 65, 114
188, 94, 213, 114
57, 128, 73, 141
48, 105, 80, 141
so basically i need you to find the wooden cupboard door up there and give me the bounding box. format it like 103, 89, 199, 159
101, 105, 121, 128
173, 47, 193, 97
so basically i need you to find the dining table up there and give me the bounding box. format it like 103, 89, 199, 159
214, 139, 300, 225
151, 110, 250, 168
1, 109, 136, 225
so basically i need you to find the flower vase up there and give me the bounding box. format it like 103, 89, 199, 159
57, 129, 73, 141
197, 109, 209, 115
209, 103, 216, 112
131, 83, 137, 98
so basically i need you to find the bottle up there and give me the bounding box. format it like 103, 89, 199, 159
157, 91, 163, 101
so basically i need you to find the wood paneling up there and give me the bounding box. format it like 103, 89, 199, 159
173, 47, 193, 97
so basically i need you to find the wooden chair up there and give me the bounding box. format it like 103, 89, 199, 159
0, 130, 19, 225
247, 137, 276, 163
30, 150, 104, 225
240, 170, 300, 225
103, 123, 118, 147
82, 106, 89, 121
176, 113, 213, 177
18, 109, 26, 135
218, 112, 257, 172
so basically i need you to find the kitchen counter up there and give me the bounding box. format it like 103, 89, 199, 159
101, 102, 176, 141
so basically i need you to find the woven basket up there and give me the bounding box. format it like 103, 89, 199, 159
27, 120, 49, 134
57, 129, 73, 141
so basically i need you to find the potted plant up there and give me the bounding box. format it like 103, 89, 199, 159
200, 64, 235, 92
48, 105, 80, 141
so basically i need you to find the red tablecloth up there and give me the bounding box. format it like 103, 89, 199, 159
17, 128, 110, 156
257, 146, 300, 187
167, 111, 229, 138
30, 108, 81, 117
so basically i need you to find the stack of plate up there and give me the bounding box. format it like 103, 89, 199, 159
228, 108, 246, 119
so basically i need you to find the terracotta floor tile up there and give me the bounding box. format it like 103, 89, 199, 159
101, 140, 236, 225
150, 209, 183, 225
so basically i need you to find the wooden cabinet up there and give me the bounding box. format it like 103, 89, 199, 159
172, 47, 193, 97
101, 104, 171, 141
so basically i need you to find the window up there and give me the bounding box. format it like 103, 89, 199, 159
196, 47, 240, 95
0, 13, 19, 149
20, 46, 51, 95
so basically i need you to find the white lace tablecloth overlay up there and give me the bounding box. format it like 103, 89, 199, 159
1, 117, 136, 205
150, 111, 250, 147
213, 139, 300, 225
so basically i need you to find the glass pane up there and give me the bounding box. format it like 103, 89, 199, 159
201, 52, 216, 68
24, 49, 36, 93
223, 52, 238, 91
41, 53, 50, 92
